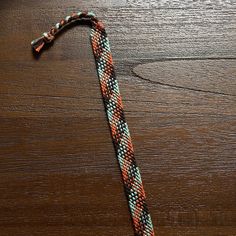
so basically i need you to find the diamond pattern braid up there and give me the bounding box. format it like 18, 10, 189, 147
31, 10, 155, 236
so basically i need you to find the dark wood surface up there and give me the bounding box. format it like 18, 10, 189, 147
0, 1, 236, 235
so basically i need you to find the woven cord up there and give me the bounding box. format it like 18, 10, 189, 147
31, 11, 155, 236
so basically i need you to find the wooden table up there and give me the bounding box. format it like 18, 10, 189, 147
0, 1, 235, 235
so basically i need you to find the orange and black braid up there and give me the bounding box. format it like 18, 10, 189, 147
31, 11, 155, 236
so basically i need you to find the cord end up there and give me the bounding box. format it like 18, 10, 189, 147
31, 36, 45, 53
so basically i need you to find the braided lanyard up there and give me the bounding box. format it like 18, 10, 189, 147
31, 11, 155, 236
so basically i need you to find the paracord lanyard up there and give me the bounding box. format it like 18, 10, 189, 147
31, 11, 155, 236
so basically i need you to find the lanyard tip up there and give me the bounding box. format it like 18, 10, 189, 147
31, 36, 45, 53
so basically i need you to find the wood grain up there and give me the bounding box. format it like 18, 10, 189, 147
133, 60, 236, 96
0, 0, 235, 235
